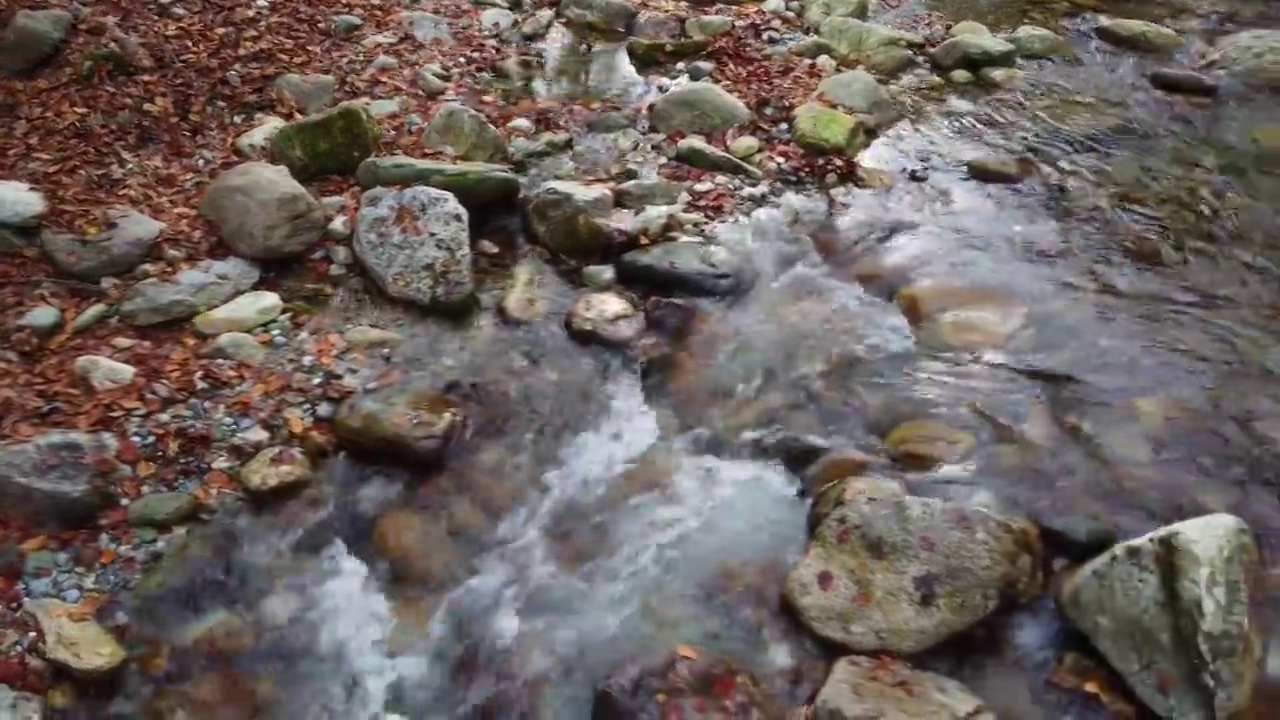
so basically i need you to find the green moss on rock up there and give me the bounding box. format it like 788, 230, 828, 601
792, 103, 866, 155
270, 103, 379, 181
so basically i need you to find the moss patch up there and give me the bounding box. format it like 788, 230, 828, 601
271, 102, 379, 181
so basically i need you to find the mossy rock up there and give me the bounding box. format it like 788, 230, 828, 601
354, 156, 521, 212
270, 103, 380, 181
792, 103, 866, 155
627, 37, 713, 68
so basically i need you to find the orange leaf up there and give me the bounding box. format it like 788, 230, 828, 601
675, 644, 698, 660
19, 535, 48, 553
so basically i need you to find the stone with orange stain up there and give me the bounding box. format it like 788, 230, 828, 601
333, 384, 466, 464
237, 446, 313, 493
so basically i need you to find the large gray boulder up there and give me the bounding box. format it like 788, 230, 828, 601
929, 34, 1018, 70
355, 156, 520, 212
118, 256, 260, 326
41, 207, 165, 280
0, 432, 124, 530
200, 162, 325, 259
0, 10, 73, 73
818, 17, 923, 64
422, 102, 508, 163
814, 69, 890, 113
649, 82, 751, 135
1214, 30, 1280, 89
353, 186, 474, 310
1059, 514, 1261, 719
785, 479, 1043, 654
814, 655, 995, 719
802, 0, 869, 29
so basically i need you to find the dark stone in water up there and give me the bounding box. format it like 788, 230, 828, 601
1035, 512, 1118, 562
643, 297, 700, 341
1148, 67, 1219, 96
616, 241, 754, 297
593, 650, 779, 719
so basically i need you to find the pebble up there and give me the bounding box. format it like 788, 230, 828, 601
17, 305, 62, 334
687, 61, 715, 81
1148, 67, 1219, 96
73, 355, 138, 390
692, 181, 715, 193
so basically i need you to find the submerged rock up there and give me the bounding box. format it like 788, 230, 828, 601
24, 599, 127, 677
1095, 18, 1181, 53
786, 489, 1043, 654
1214, 30, 1280, 89
334, 384, 466, 463
353, 185, 474, 311
930, 34, 1017, 71
565, 291, 645, 346
1059, 513, 1261, 720
967, 155, 1025, 183
814, 655, 995, 719
616, 241, 754, 297
883, 419, 975, 469
594, 648, 778, 718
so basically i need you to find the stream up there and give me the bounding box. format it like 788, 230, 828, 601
107, 1, 1280, 718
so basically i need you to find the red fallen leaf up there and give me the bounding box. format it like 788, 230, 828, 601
116, 437, 142, 464
817, 570, 834, 591
710, 674, 739, 697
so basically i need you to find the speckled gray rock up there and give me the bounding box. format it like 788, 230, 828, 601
422, 102, 508, 162
0, 10, 73, 73
41, 207, 165, 280
354, 186, 474, 310
200, 162, 325, 259
118, 256, 260, 326
1213, 30, 1280, 89
272, 73, 336, 114
814, 655, 995, 719
0, 432, 123, 530
1059, 514, 1261, 720
785, 489, 1043, 653
650, 82, 751, 135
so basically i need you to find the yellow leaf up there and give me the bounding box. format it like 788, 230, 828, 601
675, 644, 698, 660
287, 417, 306, 435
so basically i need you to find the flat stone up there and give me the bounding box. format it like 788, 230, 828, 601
128, 492, 199, 527
675, 138, 761, 178
1095, 18, 1181, 53
342, 325, 404, 348
73, 355, 137, 391
354, 156, 520, 213
24, 599, 126, 677
334, 384, 466, 463
119, 256, 260, 326
41, 207, 166, 280
1148, 67, 1219, 96
815, 655, 995, 719
616, 241, 754, 297
192, 290, 283, 335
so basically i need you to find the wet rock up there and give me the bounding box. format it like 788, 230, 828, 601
559, 0, 638, 41
566, 291, 644, 346
479, 8, 516, 34
582, 264, 617, 288
977, 66, 1021, 87
41, 206, 164, 280
1005, 25, 1069, 59
948, 20, 991, 38
675, 138, 761, 178
128, 492, 199, 527
814, 69, 890, 113
0, 687, 43, 720
617, 241, 753, 297
920, 304, 1027, 349
525, 180, 619, 260
1059, 514, 1261, 719
614, 178, 686, 208
815, 655, 995, 719
807, 474, 906, 533
628, 37, 713, 68
1214, 30, 1280, 89
401, 11, 453, 45
786, 490, 1043, 654
0, 180, 46, 228
354, 186, 474, 311
1148, 68, 1219, 96
790, 37, 839, 59
18, 303, 61, 334
802, 0, 868, 29
119, 256, 260, 326
0, 10, 73, 73
1035, 512, 1117, 562
24, 599, 126, 677
422, 102, 507, 163
862, 46, 917, 77
929, 34, 1017, 71
334, 384, 465, 463
802, 447, 881, 496
0, 432, 120, 529
966, 155, 1024, 183
201, 331, 266, 365
499, 258, 549, 323
650, 82, 751, 135
200, 162, 325, 259
728, 135, 761, 159
948, 69, 975, 84
883, 419, 975, 469
509, 131, 573, 166
73, 354, 137, 391
234, 116, 287, 159
686, 15, 733, 40
1095, 18, 1181, 53
355, 156, 520, 212
272, 73, 336, 114
270, 103, 379, 180
520, 8, 557, 39
238, 446, 313, 493
342, 325, 403, 348
372, 508, 463, 586
792, 103, 866, 155
818, 18, 923, 63
594, 649, 776, 719
192, 290, 283, 335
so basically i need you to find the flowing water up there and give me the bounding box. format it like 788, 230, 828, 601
111, 4, 1280, 718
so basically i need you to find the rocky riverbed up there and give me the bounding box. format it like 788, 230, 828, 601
2, 0, 1280, 717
